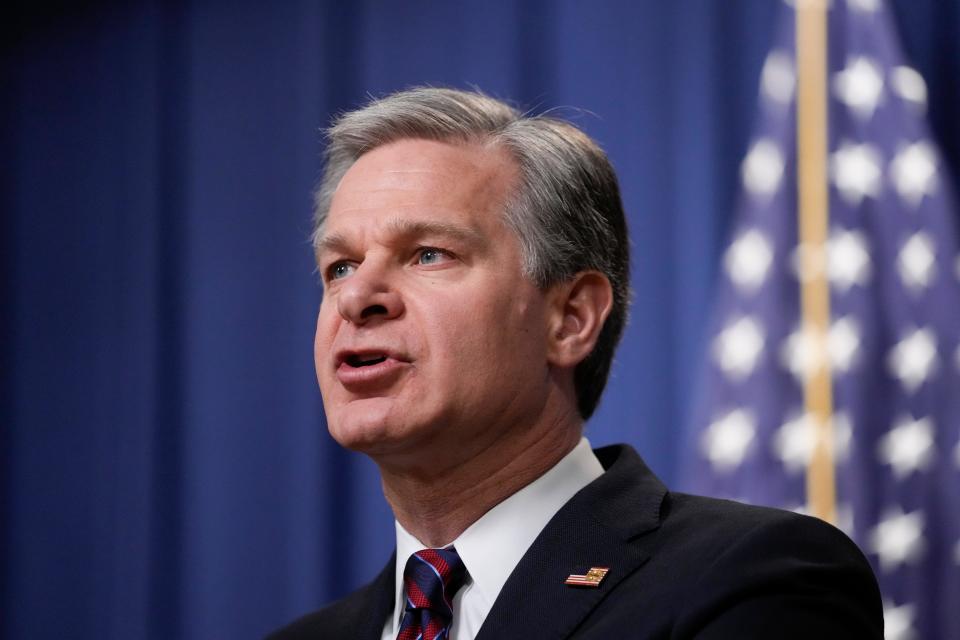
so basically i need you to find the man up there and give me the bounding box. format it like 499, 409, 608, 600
269, 87, 882, 639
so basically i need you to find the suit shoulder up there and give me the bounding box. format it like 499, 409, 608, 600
657, 492, 873, 575
667, 490, 810, 525
658, 493, 883, 636
664, 491, 864, 557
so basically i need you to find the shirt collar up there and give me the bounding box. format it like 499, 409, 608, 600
390, 437, 604, 628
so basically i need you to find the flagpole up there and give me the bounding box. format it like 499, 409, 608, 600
796, 0, 837, 524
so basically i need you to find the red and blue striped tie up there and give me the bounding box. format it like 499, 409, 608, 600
396, 547, 467, 640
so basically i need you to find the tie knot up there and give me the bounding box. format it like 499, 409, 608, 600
402, 547, 467, 614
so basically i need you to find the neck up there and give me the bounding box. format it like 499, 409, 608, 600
378, 403, 582, 547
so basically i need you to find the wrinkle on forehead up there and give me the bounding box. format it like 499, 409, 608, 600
332, 139, 517, 200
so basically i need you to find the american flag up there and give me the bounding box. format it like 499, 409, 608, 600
683, 1, 960, 638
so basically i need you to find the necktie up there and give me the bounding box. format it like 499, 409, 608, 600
396, 547, 467, 640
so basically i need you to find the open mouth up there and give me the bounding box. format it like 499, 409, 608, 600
345, 354, 388, 368
335, 350, 403, 387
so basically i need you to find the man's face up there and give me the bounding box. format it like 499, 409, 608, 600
314, 138, 553, 466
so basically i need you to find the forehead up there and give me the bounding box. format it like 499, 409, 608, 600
324, 138, 518, 232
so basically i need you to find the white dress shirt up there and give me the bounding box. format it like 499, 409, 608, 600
380, 437, 604, 640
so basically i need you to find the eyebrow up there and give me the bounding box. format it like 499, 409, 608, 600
385, 218, 486, 245
314, 231, 351, 259
315, 217, 487, 258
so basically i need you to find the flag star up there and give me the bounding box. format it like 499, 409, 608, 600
883, 601, 918, 640
774, 414, 818, 474
887, 327, 939, 393
828, 317, 861, 372
897, 232, 937, 292
890, 141, 938, 206
830, 141, 882, 206
828, 229, 871, 291
742, 139, 785, 198
781, 326, 821, 381
846, 0, 879, 12
792, 238, 872, 294
833, 56, 884, 120
868, 508, 925, 572
891, 65, 928, 109
724, 229, 773, 293
877, 416, 936, 478
761, 50, 795, 105
773, 411, 852, 473
712, 316, 766, 381
702, 409, 757, 472
781, 317, 860, 381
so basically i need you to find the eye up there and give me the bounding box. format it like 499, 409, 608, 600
327, 261, 356, 281
416, 247, 453, 266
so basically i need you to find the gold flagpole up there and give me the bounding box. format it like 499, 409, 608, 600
796, 0, 837, 524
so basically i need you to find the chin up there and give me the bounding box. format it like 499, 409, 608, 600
325, 397, 412, 453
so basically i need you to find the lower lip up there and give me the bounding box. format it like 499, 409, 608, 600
335, 357, 407, 389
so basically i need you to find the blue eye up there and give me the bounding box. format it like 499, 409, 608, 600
329, 262, 355, 280
417, 248, 450, 265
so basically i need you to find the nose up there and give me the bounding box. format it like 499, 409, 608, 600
335, 262, 404, 325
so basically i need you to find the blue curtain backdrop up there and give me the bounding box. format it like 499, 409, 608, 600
3, 1, 958, 638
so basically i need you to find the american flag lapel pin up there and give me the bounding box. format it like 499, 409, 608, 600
564, 566, 610, 587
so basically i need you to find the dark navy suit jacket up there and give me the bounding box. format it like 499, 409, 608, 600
268, 445, 883, 639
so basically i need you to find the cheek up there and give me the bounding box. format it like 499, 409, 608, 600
313, 307, 337, 382
313, 311, 325, 357
434, 289, 543, 373
315, 297, 339, 340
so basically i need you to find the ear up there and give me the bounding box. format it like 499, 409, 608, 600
545, 271, 614, 369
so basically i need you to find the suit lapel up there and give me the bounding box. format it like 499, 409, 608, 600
475, 446, 666, 640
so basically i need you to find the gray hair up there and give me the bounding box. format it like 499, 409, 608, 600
314, 87, 630, 420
